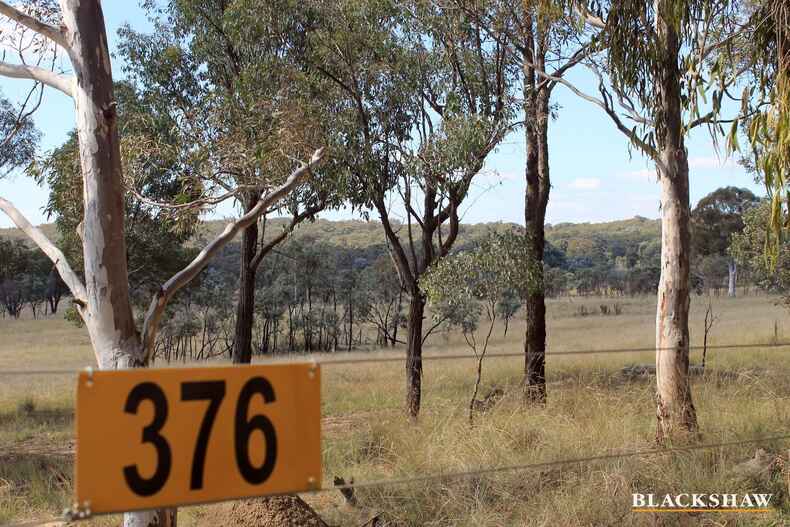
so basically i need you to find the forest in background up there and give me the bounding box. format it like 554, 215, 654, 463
2, 185, 786, 363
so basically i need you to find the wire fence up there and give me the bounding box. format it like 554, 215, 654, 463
1, 340, 789, 376
2, 339, 789, 526
6, 432, 790, 527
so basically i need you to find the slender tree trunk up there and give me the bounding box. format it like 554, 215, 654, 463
654, 1, 698, 441
405, 292, 425, 419
347, 299, 353, 352
392, 289, 402, 346
522, 24, 550, 403
727, 259, 737, 297
232, 197, 258, 364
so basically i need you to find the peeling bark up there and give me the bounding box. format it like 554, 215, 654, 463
59, 2, 175, 525
60, 0, 142, 369
654, 0, 698, 442
0, 3, 323, 526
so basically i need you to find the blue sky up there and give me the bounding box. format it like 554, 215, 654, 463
0, 3, 764, 229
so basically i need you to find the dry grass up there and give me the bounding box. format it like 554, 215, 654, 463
1, 293, 789, 526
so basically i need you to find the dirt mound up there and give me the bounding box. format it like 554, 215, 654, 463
210, 495, 328, 527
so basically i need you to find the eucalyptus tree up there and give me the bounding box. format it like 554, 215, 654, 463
30, 82, 199, 309
0, 88, 40, 319
501, 1, 595, 401
0, 94, 39, 174
550, 0, 760, 440
738, 1, 789, 258
423, 230, 538, 425
691, 186, 759, 296
459, 0, 602, 402
0, 2, 324, 526
731, 200, 790, 301
120, 0, 343, 364
307, 0, 517, 418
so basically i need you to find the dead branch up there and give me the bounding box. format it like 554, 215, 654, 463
0, 196, 87, 305
0, 1, 68, 49
140, 148, 326, 363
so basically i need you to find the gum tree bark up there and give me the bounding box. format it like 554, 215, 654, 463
61, 0, 143, 371
511, 7, 590, 402
232, 194, 260, 364
7, 2, 177, 525
521, 17, 550, 403
653, 0, 698, 441
549, 0, 706, 441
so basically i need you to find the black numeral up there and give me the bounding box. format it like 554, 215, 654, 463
124, 376, 279, 495
181, 381, 226, 490
234, 377, 278, 484
123, 382, 172, 496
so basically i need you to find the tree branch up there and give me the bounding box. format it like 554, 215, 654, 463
140, 148, 326, 363
531, 61, 661, 165
375, 198, 417, 289
422, 313, 449, 345
542, 45, 592, 94
0, 196, 87, 305
574, 4, 606, 29
0, 1, 68, 49
127, 184, 249, 211
0, 61, 73, 97
249, 202, 325, 271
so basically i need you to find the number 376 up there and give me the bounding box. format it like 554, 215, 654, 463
123, 377, 277, 496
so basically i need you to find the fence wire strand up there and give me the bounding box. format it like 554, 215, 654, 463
5, 432, 789, 527
326, 433, 790, 491
3, 341, 789, 526
0, 341, 789, 376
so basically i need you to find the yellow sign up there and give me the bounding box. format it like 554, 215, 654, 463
75, 363, 321, 514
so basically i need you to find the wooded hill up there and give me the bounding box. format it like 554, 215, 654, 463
3, 214, 661, 270
2, 215, 666, 304
195, 215, 661, 253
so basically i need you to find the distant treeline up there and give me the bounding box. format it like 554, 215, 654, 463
0, 211, 760, 358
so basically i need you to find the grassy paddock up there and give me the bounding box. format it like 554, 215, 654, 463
1, 293, 789, 525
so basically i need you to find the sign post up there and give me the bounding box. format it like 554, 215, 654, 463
74, 363, 321, 516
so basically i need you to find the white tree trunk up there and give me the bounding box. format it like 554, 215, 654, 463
60, 2, 173, 525
61, 0, 141, 369
728, 260, 737, 297
655, 157, 698, 441
654, 0, 698, 442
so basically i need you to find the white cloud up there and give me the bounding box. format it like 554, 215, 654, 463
688, 155, 739, 170
567, 177, 602, 190
622, 168, 657, 182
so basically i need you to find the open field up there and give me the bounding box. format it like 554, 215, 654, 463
1, 294, 789, 526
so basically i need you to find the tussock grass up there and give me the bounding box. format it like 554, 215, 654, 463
1, 294, 789, 525
317, 365, 790, 526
